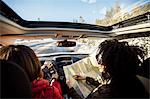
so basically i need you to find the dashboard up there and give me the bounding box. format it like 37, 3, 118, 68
39, 54, 88, 77
39, 53, 88, 95
39, 54, 88, 65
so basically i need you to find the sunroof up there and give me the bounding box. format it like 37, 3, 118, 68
2, 0, 149, 26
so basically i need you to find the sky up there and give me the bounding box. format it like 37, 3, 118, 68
3, 0, 148, 24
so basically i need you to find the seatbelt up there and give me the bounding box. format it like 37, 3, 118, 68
86, 84, 103, 98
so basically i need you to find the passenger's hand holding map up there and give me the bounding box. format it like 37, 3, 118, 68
63, 56, 101, 98
73, 75, 86, 80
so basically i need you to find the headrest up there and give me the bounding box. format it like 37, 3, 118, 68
0, 60, 32, 98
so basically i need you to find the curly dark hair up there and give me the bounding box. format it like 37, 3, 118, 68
96, 39, 145, 79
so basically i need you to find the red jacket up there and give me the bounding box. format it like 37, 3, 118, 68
32, 79, 63, 99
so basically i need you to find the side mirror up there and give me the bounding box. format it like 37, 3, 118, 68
56, 39, 76, 47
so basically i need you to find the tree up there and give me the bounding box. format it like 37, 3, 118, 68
97, 1, 122, 25
37, 18, 40, 21
105, 10, 112, 18
79, 16, 85, 23
96, 1, 149, 26
73, 19, 78, 23
143, 3, 150, 12
131, 5, 142, 16
114, 1, 121, 14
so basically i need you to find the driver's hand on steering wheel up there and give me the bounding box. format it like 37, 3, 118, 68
52, 72, 59, 80
41, 60, 54, 69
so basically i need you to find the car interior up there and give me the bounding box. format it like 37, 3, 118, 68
0, 0, 150, 98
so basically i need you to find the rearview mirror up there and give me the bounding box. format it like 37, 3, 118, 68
56, 39, 76, 47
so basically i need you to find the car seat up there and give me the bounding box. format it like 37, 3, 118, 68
0, 60, 32, 98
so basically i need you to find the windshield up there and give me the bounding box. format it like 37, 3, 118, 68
14, 37, 150, 59
14, 38, 106, 55
3, 0, 150, 26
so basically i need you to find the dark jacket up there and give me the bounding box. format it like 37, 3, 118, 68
87, 77, 149, 98
67, 77, 100, 99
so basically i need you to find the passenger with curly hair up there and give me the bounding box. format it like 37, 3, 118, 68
74, 39, 149, 98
